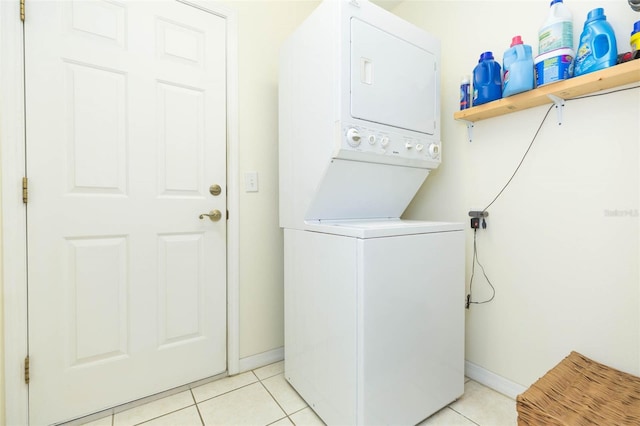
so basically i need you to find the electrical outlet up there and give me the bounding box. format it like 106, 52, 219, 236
244, 171, 258, 192
469, 210, 487, 229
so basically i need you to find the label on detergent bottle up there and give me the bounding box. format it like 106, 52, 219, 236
534, 49, 574, 86
575, 36, 595, 71
632, 21, 640, 53
503, 69, 511, 86
539, 22, 573, 53
460, 76, 470, 110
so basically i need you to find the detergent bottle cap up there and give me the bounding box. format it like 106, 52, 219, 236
585, 8, 606, 25
632, 20, 640, 36
479, 51, 494, 62
550, 0, 563, 6
510, 36, 523, 47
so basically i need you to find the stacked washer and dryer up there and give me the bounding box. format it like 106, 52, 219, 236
279, 1, 464, 424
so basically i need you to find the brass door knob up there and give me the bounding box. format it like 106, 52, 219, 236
199, 210, 222, 222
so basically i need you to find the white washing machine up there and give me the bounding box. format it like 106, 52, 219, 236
279, 1, 464, 424
285, 220, 464, 425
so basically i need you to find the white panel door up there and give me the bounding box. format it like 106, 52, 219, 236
24, 1, 227, 424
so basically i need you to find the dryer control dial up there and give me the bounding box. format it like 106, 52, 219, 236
428, 143, 440, 159
346, 128, 361, 147
380, 137, 389, 148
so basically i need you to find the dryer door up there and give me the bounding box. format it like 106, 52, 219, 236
350, 18, 437, 135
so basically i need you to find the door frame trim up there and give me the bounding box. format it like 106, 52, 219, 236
0, 1, 29, 423
0, 2, 240, 424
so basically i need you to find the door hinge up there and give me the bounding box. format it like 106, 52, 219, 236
22, 177, 28, 204
226, 210, 229, 220
24, 356, 30, 384
20, 0, 25, 22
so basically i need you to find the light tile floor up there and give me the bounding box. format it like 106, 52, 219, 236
79, 361, 517, 426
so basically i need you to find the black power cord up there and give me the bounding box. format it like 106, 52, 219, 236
481, 84, 640, 217
481, 104, 554, 214
466, 104, 553, 308
465, 84, 640, 309
466, 228, 495, 308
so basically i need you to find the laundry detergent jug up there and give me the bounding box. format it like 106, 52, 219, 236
473, 51, 502, 106
574, 8, 617, 76
630, 20, 640, 54
539, 0, 573, 54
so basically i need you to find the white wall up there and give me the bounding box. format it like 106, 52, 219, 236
395, 0, 640, 388
227, 0, 319, 359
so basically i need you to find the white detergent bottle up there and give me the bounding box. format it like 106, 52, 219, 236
539, 0, 573, 55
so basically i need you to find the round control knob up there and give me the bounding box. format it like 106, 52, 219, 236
367, 135, 376, 145
428, 143, 440, 159
405, 141, 413, 150
416, 143, 424, 152
346, 128, 361, 147
380, 137, 390, 148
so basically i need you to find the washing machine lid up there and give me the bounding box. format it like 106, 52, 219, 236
304, 218, 463, 238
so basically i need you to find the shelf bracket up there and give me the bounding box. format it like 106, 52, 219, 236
547, 94, 565, 125
460, 120, 474, 143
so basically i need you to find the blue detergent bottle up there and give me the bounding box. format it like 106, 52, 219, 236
473, 51, 502, 106
574, 8, 617, 76
502, 36, 534, 97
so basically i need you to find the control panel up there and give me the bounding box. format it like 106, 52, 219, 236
340, 124, 441, 166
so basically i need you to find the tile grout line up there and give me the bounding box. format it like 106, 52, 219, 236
192, 372, 261, 405
192, 368, 288, 426
447, 406, 482, 426
257, 372, 314, 426
257, 374, 290, 424
189, 387, 206, 426
286, 405, 315, 426
111, 363, 291, 426
131, 405, 198, 426
255, 364, 316, 426
253, 364, 285, 382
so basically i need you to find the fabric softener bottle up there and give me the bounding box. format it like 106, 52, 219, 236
502, 36, 534, 97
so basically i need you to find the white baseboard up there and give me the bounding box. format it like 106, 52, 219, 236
465, 360, 527, 400
238, 347, 285, 373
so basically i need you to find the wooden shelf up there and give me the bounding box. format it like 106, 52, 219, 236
453, 59, 640, 123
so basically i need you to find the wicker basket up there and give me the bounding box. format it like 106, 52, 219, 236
516, 351, 640, 425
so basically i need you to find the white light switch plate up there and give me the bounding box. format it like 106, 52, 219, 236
244, 171, 258, 192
